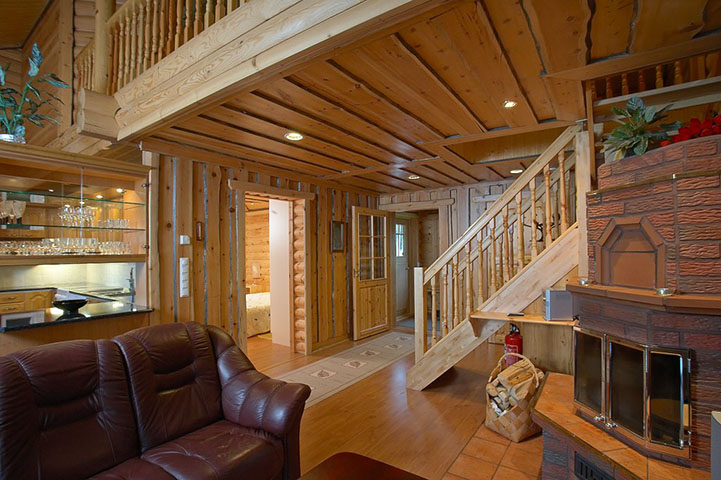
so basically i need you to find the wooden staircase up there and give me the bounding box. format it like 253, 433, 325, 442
406, 124, 590, 391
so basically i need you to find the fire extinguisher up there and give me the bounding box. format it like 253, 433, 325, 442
504, 323, 523, 367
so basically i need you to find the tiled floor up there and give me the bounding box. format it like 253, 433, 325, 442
443, 425, 543, 480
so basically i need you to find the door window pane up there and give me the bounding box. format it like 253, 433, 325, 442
360, 236, 371, 258
373, 215, 385, 236
374, 259, 386, 279
360, 259, 372, 280
373, 237, 385, 258
359, 214, 371, 235
395, 224, 405, 257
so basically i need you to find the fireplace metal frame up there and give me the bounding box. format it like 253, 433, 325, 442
573, 327, 691, 460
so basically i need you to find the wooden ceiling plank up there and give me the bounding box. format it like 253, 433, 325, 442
523, 0, 589, 120
589, 0, 634, 60
159, 127, 339, 177
207, 104, 387, 169
336, 45, 476, 136
420, 120, 575, 147
229, 93, 417, 164
390, 33, 487, 132
266, 74, 437, 156
180, 115, 358, 172
366, 171, 424, 190
546, 33, 721, 80
428, 2, 538, 127
629, 0, 707, 53
140, 137, 384, 196
482, 0, 556, 122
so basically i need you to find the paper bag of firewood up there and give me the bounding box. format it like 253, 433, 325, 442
485, 353, 543, 442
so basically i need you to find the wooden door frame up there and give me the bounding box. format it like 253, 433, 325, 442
228, 180, 314, 355
351, 206, 393, 341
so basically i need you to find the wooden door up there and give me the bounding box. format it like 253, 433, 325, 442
352, 207, 392, 340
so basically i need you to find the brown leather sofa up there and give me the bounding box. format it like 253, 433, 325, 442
0, 322, 311, 480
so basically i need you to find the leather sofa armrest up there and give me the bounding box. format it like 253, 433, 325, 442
207, 326, 311, 437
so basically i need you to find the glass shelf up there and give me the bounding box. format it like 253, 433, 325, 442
0, 224, 145, 232
0, 189, 146, 207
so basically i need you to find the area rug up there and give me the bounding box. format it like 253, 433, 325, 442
277, 332, 414, 407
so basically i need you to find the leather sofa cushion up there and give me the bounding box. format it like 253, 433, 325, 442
0, 340, 138, 480
141, 420, 284, 480
114, 322, 222, 451
90, 458, 175, 479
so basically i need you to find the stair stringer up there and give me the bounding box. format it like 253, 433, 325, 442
405, 226, 579, 391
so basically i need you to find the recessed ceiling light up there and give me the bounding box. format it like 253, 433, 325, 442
503, 100, 517, 109
96, 194, 104, 199
408, 174, 420, 180
510, 169, 524, 174
116, 188, 124, 193
284, 131, 303, 141
48, 189, 54, 192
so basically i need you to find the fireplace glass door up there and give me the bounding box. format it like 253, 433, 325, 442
609, 339, 646, 437
574, 329, 604, 414
649, 349, 689, 448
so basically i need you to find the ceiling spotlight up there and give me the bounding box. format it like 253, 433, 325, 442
503, 100, 517, 109
510, 169, 524, 174
408, 174, 420, 180
48, 189, 54, 192
96, 194, 104, 199
284, 131, 303, 141
116, 188, 124, 193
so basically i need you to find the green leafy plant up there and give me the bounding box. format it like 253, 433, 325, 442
601, 97, 681, 162
0, 43, 70, 139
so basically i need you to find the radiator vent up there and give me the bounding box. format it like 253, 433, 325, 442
574, 454, 613, 480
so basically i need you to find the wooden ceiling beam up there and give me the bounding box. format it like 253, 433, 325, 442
140, 137, 383, 196
419, 120, 576, 147
322, 156, 439, 179
545, 33, 721, 81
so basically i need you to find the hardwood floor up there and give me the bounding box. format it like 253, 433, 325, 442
248, 331, 504, 480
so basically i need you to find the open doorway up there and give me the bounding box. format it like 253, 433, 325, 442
394, 210, 439, 329
244, 193, 297, 364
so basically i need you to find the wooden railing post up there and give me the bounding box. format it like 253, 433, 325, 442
575, 130, 591, 278
413, 267, 426, 363
94, 0, 115, 93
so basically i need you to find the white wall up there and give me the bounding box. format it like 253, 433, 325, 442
269, 199, 292, 347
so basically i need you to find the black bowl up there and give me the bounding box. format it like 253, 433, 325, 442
52, 299, 88, 315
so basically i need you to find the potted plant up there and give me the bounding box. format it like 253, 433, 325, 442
0, 43, 70, 144
601, 97, 680, 162
663, 114, 721, 145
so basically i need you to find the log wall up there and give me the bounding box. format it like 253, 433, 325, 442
245, 210, 270, 293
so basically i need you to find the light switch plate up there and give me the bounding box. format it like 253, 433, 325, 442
179, 234, 190, 245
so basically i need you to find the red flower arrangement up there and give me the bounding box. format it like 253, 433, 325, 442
662, 114, 721, 146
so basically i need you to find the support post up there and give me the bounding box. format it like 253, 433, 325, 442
575, 130, 592, 278
413, 267, 426, 363
94, 0, 115, 93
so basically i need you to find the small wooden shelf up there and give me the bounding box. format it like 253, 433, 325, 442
470, 311, 577, 327
0, 254, 146, 266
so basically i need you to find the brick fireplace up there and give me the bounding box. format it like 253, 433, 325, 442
567, 135, 721, 472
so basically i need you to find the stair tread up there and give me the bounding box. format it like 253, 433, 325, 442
470, 311, 577, 327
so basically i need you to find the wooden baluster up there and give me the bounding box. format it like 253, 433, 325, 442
441, 264, 448, 336
544, 164, 552, 248
477, 230, 483, 307
118, 19, 126, 88
160, 0, 168, 59
502, 206, 510, 283
175, 0, 183, 50
143, 0, 152, 71
151, 0, 160, 66
465, 243, 471, 322
185, 0, 192, 42
205, 0, 214, 28
638, 69, 646, 91
227, 0, 234, 14
130, 6, 137, 81
516, 191, 524, 271
166, 0, 175, 53
194, 0, 202, 35
621, 72, 629, 95
111, 27, 119, 93
136, 3, 145, 75
558, 150, 568, 232
430, 275, 437, 345
124, 11, 132, 85
530, 179, 538, 259
491, 216, 498, 292
674, 60, 683, 84
453, 256, 459, 329
590, 80, 597, 101
215, 0, 226, 21
655, 65, 664, 89
605, 77, 613, 98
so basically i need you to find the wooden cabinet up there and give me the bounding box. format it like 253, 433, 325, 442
25, 290, 53, 310
0, 292, 23, 304
0, 289, 55, 313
